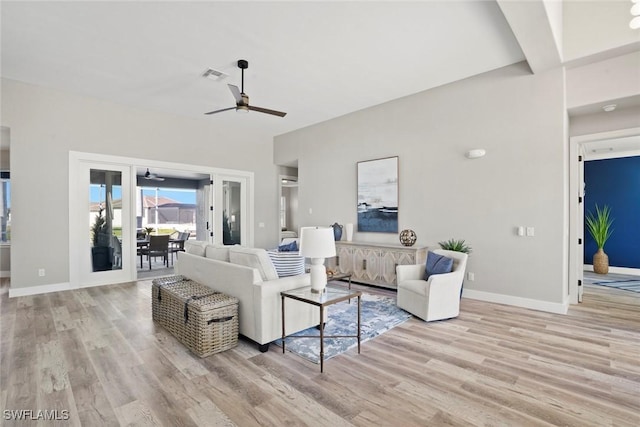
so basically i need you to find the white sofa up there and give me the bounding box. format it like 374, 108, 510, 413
174, 241, 319, 351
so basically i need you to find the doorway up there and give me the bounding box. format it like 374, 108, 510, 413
568, 127, 640, 304
279, 174, 298, 242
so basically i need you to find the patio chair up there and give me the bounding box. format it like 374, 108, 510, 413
139, 234, 170, 270
111, 235, 122, 268
169, 232, 189, 265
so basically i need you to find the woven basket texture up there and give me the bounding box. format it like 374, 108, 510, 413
152, 275, 239, 357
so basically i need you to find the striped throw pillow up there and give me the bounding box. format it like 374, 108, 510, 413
267, 250, 306, 278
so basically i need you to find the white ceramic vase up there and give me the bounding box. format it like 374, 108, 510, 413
345, 223, 354, 241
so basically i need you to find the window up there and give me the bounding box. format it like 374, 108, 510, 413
0, 171, 9, 243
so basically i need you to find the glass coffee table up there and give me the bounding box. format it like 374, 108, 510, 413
281, 286, 362, 372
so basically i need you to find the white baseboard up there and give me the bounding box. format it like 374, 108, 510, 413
9, 282, 73, 298
584, 265, 640, 276
0, 270, 9, 278
462, 288, 569, 315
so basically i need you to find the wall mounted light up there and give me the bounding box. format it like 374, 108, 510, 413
465, 149, 486, 159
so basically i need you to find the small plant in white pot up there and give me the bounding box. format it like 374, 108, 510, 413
585, 204, 614, 275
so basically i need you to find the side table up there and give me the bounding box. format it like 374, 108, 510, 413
281, 287, 362, 372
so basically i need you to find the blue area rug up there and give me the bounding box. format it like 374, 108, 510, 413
592, 279, 640, 293
275, 292, 411, 364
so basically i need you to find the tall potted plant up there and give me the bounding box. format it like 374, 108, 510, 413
585, 204, 614, 274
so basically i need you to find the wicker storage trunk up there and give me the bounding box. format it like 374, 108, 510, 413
152, 275, 239, 357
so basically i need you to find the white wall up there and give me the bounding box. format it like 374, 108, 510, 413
1, 78, 281, 290
275, 62, 568, 310
570, 106, 640, 137
566, 52, 640, 110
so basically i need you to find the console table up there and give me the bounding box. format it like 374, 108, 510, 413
331, 241, 427, 289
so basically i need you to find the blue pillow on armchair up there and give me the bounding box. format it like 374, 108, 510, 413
424, 251, 453, 280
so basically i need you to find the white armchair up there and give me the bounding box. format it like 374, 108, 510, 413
396, 249, 468, 321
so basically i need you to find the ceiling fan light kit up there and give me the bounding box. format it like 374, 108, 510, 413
205, 59, 286, 117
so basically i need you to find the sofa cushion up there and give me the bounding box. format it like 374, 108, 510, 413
229, 247, 279, 282
267, 250, 305, 277
424, 251, 453, 280
184, 240, 208, 257
205, 244, 230, 262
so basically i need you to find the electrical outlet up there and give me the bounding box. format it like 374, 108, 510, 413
467, 272, 475, 281
526, 226, 535, 237
38, 268, 45, 277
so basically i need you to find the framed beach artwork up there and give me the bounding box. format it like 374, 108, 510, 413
357, 156, 398, 233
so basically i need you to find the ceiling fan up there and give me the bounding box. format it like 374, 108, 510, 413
205, 59, 287, 118
144, 168, 165, 181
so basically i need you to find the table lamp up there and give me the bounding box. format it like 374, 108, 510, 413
299, 226, 336, 293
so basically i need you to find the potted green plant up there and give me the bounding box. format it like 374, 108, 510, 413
438, 238, 472, 254
144, 226, 155, 236
438, 238, 471, 299
585, 204, 614, 274
91, 207, 113, 271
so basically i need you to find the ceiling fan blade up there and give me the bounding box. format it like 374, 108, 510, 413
248, 105, 287, 117
228, 84, 243, 103
204, 106, 236, 115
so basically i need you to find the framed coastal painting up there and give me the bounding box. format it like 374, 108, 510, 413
357, 156, 398, 233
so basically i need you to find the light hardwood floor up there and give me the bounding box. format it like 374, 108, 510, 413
1, 278, 639, 426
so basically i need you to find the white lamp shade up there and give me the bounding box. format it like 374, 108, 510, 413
299, 227, 336, 258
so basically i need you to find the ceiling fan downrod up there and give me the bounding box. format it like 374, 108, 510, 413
238, 59, 248, 94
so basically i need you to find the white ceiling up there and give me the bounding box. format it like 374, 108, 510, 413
1, 1, 526, 138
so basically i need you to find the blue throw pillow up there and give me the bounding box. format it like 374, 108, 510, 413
424, 251, 453, 280
278, 240, 298, 252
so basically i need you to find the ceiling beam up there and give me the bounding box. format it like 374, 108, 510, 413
497, 0, 562, 74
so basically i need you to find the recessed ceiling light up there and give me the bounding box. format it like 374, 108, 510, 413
602, 104, 617, 112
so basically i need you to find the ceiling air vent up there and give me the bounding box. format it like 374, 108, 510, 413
202, 68, 228, 81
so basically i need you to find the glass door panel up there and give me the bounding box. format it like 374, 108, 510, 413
70, 160, 133, 288
90, 169, 122, 272
214, 175, 249, 246
223, 180, 242, 245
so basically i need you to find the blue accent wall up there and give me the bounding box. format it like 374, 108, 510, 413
584, 156, 640, 268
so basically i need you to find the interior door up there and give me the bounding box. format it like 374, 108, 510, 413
70, 162, 133, 288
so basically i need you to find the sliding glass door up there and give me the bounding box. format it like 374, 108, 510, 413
70, 161, 133, 287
